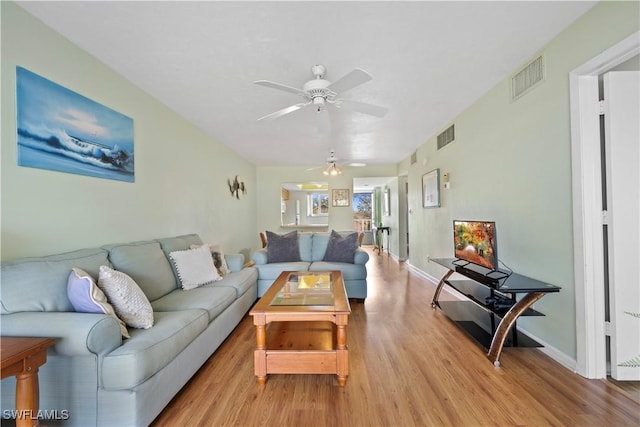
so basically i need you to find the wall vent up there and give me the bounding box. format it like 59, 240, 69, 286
437, 124, 455, 150
410, 151, 417, 165
511, 55, 545, 100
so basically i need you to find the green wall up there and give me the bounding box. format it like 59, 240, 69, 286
1, 2, 257, 260
402, 1, 639, 359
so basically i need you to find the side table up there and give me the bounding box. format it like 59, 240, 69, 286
372, 226, 390, 255
1, 337, 56, 427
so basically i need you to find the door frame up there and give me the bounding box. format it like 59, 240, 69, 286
569, 31, 639, 378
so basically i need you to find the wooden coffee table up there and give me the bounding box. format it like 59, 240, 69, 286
249, 271, 351, 386
1, 337, 55, 427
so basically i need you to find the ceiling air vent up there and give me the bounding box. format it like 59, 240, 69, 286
410, 151, 417, 165
437, 124, 455, 150
511, 55, 545, 100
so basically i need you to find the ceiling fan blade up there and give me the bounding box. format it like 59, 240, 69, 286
257, 102, 309, 121
327, 69, 372, 94
253, 80, 306, 96
335, 99, 388, 117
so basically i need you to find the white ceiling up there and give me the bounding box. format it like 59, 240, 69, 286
17, 1, 597, 168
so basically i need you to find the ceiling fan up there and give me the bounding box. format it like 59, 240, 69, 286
254, 64, 388, 121
308, 149, 366, 176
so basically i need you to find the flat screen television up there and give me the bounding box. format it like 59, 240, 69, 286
453, 220, 498, 271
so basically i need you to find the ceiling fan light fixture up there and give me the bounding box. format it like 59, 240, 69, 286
323, 163, 341, 176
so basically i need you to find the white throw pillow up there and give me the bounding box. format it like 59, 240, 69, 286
98, 265, 154, 329
191, 243, 231, 276
170, 246, 221, 290
67, 268, 130, 338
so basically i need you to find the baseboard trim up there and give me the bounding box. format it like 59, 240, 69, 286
522, 330, 579, 373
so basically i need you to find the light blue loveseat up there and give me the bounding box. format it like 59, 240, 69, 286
0, 234, 257, 427
252, 231, 369, 300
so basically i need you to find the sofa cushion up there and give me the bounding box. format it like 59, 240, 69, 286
254, 262, 311, 280
1, 248, 109, 314
169, 246, 221, 290
151, 286, 236, 322
101, 310, 208, 390
323, 230, 358, 263
310, 232, 331, 261
67, 268, 129, 338
209, 267, 258, 298
298, 232, 313, 262
103, 241, 177, 302
98, 266, 154, 329
157, 234, 204, 283
157, 234, 203, 255
309, 261, 368, 280
266, 231, 300, 263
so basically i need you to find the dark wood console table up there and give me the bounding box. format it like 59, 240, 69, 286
430, 258, 560, 366
372, 226, 390, 255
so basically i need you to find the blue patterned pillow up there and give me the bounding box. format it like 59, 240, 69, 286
323, 230, 358, 263
266, 230, 300, 263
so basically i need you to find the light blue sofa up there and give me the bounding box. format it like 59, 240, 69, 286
252, 231, 369, 299
0, 234, 257, 427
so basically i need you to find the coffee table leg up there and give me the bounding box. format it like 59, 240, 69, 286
336, 323, 348, 386
16, 370, 39, 427
254, 323, 267, 385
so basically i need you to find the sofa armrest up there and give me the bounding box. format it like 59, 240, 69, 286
1, 312, 122, 356
224, 253, 245, 273
252, 248, 268, 265
354, 248, 369, 265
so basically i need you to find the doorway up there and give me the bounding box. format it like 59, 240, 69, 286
353, 177, 395, 247
569, 32, 639, 379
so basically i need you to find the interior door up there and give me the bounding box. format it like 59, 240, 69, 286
603, 70, 640, 380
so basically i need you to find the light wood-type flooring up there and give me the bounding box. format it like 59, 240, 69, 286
152, 247, 640, 427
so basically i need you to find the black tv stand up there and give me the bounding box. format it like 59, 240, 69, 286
454, 265, 500, 286
430, 258, 561, 366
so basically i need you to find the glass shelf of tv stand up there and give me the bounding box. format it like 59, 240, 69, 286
436, 300, 543, 349
443, 279, 544, 317
430, 258, 562, 356
431, 258, 562, 293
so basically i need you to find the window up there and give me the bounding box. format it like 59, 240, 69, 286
307, 192, 329, 216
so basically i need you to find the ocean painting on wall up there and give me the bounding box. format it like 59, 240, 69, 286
16, 67, 134, 182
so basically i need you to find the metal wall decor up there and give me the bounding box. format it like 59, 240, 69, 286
227, 176, 246, 199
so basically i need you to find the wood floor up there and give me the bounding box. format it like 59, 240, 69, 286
151, 247, 640, 427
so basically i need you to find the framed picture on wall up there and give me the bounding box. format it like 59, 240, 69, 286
332, 189, 350, 207
422, 169, 440, 208
16, 67, 135, 182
